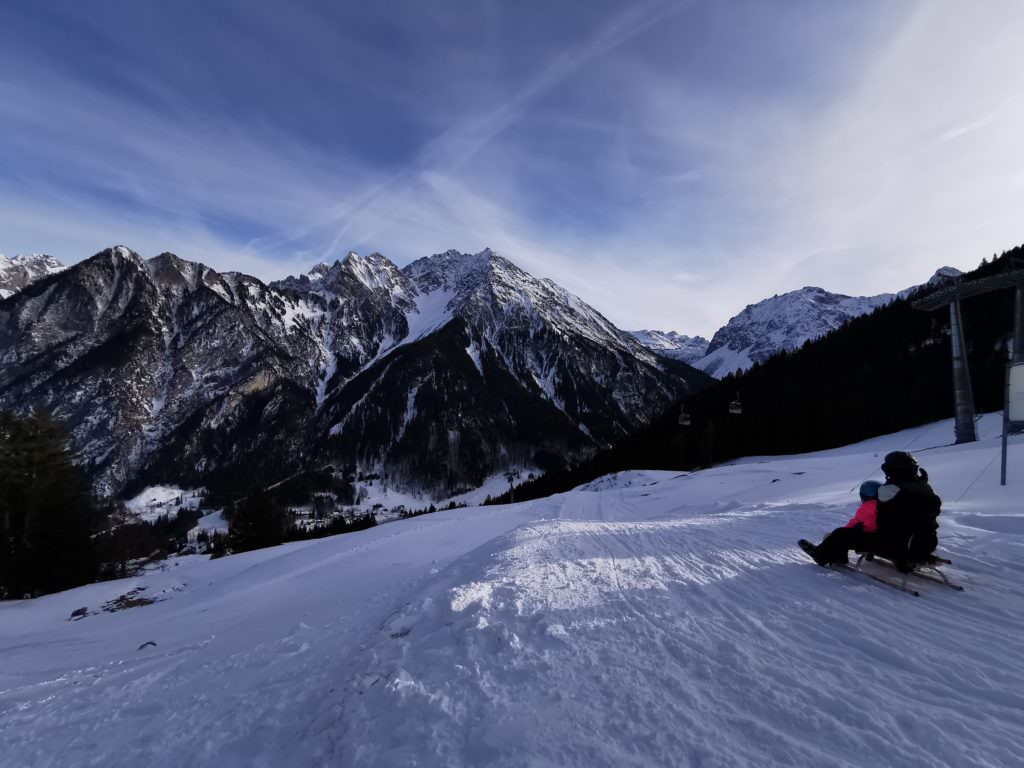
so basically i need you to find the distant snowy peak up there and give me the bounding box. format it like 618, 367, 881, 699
402, 248, 655, 361
695, 286, 895, 378
693, 265, 965, 379
307, 262, 332, 280
630, 330, 710, 363
274, 251, 416, 304
929, 266, 963, 284
897, 266, 963, 299
0, 252, 65, 298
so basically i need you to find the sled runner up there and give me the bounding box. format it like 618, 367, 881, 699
799, 540, 964, 597
850, 552, 965, 594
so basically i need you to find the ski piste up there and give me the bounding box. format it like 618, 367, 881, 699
834, 561, 921, 597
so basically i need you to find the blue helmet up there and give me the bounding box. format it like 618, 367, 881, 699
859, 480, 882, 501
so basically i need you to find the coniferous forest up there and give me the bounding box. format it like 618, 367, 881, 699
491, 246, 1021, 504
0, 409, 100, 597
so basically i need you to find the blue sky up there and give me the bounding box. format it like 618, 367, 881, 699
2, 1, 1023, 336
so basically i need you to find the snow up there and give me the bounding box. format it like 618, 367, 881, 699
124, 485, 204, 523
352, 481, 429, 518
3, 414, 1024, 767
187, 510, 227, 543
694, 343, 754, 379
404, 286, 456, 345
395, 383, 421, 443
465, 338, 484, 376
443, 467, 539, 507
315, 327, 338, 408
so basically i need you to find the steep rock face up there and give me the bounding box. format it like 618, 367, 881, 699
0, 247, 321, 495
400, 249, 687, 438
0, 253, 65, 298
310, 248, 710, 492
272, 251, 419, 406
0, 246, 710, 499
630, 330, 709, 363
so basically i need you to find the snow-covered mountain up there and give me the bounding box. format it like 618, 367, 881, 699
694, 287, 895, 377
628, 329, 709, 363
2, 414, 1019, 767
692, 267, 962, 378
0, 246, 708, 498
281, 247, 708, 492
0, 253, 65, 299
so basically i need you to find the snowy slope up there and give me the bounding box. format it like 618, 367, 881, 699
2, 413, 1022, 767
124, 486, 204, 522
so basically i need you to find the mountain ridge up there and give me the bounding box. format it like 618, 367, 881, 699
0, 245, 708, 500
634, 267, 962, 378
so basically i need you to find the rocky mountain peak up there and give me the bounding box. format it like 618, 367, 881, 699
0, 252, 67, 299
307, 262, 333, 280
928, 266, 962, 285
340, 251, 411, 295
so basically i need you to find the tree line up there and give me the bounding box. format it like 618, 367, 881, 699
0, 409, 379, 598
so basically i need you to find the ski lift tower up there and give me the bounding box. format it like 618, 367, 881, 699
912, 263, 1024, 446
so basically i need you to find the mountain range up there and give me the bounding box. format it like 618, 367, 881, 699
0, 247, 707, 500
633, 267, 962, 378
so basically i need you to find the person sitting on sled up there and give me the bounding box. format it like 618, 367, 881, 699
800, 451, 941, 570
799, 480, 882, 566
874, 450, 941, 569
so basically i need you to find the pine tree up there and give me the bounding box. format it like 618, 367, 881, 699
0, 408, 99, 598
229, 494, 286, 552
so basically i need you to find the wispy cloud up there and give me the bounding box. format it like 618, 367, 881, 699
1, 2, 1023, 336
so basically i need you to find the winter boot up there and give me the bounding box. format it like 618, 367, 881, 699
798, 539, 830, 567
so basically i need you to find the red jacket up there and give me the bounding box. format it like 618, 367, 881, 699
844, 500, 878, 533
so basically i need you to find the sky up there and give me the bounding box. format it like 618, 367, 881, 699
2, 1, 1023, 337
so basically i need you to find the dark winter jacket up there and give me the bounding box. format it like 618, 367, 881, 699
875, 479, 941, 562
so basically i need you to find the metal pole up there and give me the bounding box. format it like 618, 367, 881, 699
1015, 283, 1024, 362
1011, 283, 1024, 434
1002, 359, 1010, 486
949, 298, 978, 443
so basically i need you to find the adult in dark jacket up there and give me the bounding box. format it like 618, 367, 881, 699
874, 451, 941, 570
